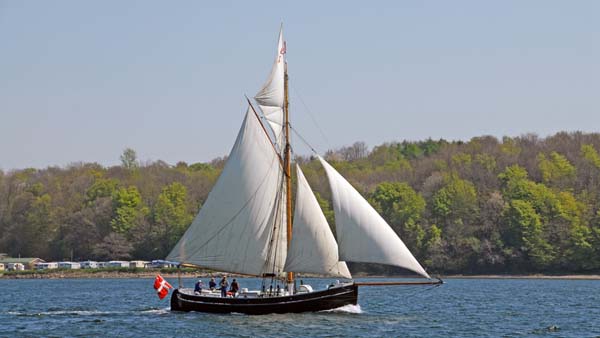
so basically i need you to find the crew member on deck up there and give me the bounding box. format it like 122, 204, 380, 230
209, 277, 217, 290
194, 279, 203, 295
219, 276, 229, 297
230, 278, 240, 296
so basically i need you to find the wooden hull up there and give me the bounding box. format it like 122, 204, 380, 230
170, 283, 358, 315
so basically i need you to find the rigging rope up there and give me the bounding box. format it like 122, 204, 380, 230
290, 84, 332, 151
290, 124, 318, 155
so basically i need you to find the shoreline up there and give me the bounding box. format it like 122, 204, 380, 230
441, 274, 600, 280
1, 270, 599, 280
0, 271, 201, 280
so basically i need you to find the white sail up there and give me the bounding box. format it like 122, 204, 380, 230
284, 165, 352, 279
254, 27, 285, 147
318, 156, 431, 279
166, 107, 287, 276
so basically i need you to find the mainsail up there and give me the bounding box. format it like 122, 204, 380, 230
166, 108, 287, 276
284, 165, 351, 279
254, 27, 286, 148
318, 156, 431, 279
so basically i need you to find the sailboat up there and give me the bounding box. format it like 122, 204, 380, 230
166, 27, 442, 315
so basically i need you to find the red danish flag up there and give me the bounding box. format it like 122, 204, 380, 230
153, 274, 173, 300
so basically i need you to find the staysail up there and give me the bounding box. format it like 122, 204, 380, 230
284, 165, 351, 279
254, 26, 286, 148
318, 156, 431, 279
166, 108, 287, 276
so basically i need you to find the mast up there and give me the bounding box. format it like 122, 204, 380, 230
284, 58, 294, 289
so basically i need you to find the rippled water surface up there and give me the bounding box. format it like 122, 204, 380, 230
1, 277, 599, 337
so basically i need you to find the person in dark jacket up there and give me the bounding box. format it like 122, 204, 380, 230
219, 276, 229, 297
230, 278, 240, 296
208, 277, 217, 291
194, 279, 203, 295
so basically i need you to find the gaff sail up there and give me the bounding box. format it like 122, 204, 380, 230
166, 108, 287, 277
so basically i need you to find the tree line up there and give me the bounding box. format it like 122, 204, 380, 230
1, 131, 600, 275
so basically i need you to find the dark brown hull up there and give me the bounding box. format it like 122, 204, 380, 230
170, 283, 358, 315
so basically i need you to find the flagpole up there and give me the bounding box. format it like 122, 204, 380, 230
177, 264, 182, 289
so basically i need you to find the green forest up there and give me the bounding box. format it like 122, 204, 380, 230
2, 131, 600, 275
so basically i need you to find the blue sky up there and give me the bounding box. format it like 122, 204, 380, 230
1, 0, 598, 169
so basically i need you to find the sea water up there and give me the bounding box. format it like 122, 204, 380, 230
0, 277, 599, 337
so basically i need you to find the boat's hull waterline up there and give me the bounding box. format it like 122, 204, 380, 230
170, 283, 358, 315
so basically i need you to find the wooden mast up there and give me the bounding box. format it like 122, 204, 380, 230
284, 57, 294, 288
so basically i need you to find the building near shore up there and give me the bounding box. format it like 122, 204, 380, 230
80, 261, 98, 269
129, 260, 149, 268
35, 262, 59, 270
149, 260, 177, 268
0, 263, 4, 271
7, 263, 25, 271
0, 257, 45, 270
107, 261, 129, 268
58, 262, 81, 269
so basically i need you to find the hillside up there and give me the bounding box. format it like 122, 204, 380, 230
1, 131, 600, 275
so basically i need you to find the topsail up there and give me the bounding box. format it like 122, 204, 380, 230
254, 27, 286, 149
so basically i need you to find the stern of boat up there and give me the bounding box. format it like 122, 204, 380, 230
170, 288, 182, 311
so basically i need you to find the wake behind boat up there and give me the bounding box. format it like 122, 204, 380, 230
165, 26, 442, 315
